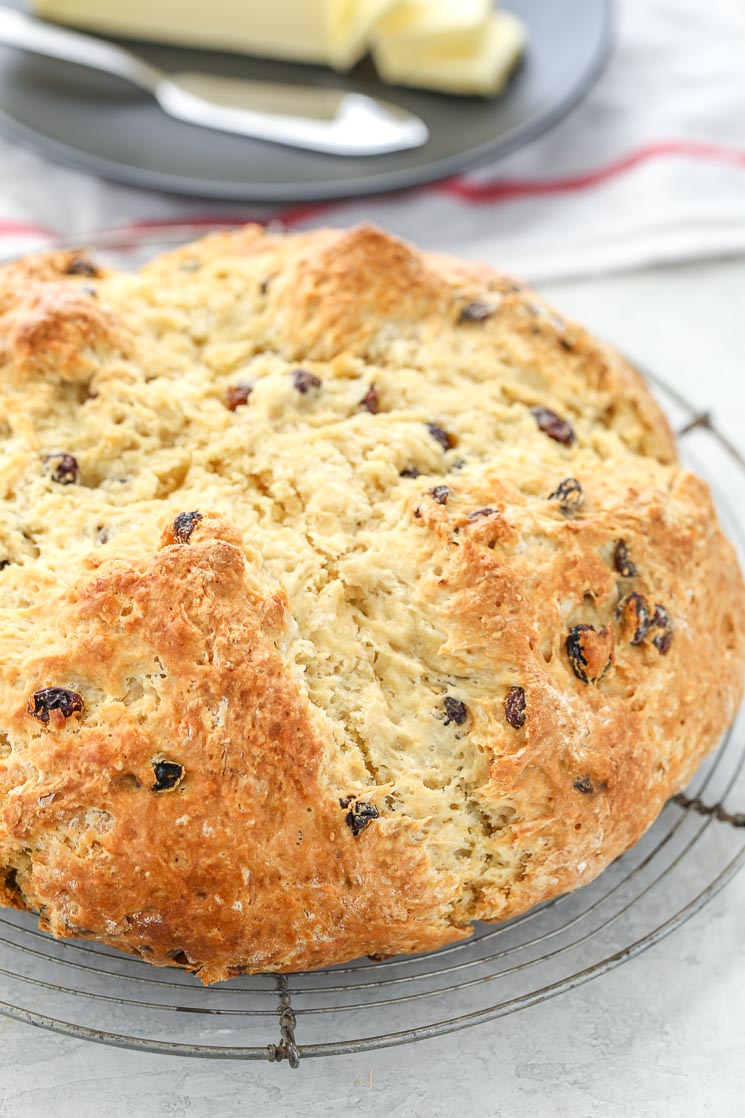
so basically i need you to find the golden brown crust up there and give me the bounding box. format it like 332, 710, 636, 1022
0, 223, 742, 979
0, 515, 462, 978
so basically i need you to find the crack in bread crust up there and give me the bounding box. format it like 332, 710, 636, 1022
0, 226, 742, 979
0, 517, 464, 980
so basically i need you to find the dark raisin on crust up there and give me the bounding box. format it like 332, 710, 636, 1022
400, 467, 420, 479
225, 383, 253, 411
467, 507, 496, 520
152, 760, 185, 792
530, 406, 576, 447
429, 485, 451, 506
566, 624, 613, 684
360, 385, 379, 414
292, 368, 322, 394
566, 625, 590, 682
172, 511, 202, 543
457, 300, 494, 324
0, 559, 9, 570
44, 452, 78, 486
573, 776, 595, 794
548, 478, 583, 516
64, 255, 99, 278
426, 422, 455, 450
28, 687, 84, 724
651, 604, 674, 654
651, 604, 670, 629
614, 539, 638, 578
504, 686, 527, 729
344, 800, 379, 836
260, 275, 276, 295
616, 592, 651, 646
443, 696, 468, 725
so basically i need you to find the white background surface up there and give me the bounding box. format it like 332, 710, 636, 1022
0, 256, 743, 1117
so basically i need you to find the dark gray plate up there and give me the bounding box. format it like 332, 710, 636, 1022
0, 0, 612, 202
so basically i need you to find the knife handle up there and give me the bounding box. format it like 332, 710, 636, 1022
0, 7, 162, 92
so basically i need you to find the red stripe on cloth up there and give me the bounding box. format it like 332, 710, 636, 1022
0, 219, 53, 237
2, 138, 744, 242
273, 201, 341, 227
437, 140, 745, 203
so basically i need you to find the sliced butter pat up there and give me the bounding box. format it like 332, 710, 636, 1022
336, 0, 401, 69
33, 0, 397, 70
375, 0, 493, 56
373, 11, 526, 96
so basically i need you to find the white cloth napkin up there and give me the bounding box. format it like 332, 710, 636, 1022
0, 0, 744, 282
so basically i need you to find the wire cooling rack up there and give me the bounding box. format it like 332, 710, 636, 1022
0, 228, 744, 1068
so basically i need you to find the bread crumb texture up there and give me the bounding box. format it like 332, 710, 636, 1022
0, 225, 742, 981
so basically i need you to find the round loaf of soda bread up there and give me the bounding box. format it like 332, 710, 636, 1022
0, 224, 742, 981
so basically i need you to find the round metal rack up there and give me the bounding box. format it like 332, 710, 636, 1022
0, 228, 743, 1067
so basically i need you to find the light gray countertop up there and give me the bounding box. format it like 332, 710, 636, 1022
0, 257, 743, 1118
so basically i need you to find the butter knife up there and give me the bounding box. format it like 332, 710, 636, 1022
0, 7, 429, 156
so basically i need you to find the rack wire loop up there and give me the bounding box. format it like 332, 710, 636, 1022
266, 976, 301, 1068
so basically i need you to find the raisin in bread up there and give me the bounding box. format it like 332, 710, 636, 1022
0, 225, 742, 981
